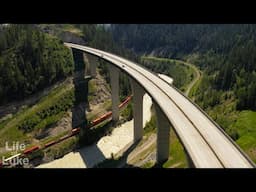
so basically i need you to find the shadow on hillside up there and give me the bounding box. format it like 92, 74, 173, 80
93, 140, 141, 168
77, 144, 106, 168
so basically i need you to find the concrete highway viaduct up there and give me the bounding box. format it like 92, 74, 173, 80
66, 43, 255, 168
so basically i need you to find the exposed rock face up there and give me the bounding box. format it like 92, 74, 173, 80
37, 24, 86, 45
59, 31, 86, 45
34, 69, 111, 140
90, 70, 111, 105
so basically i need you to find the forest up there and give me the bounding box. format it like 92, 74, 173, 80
0, 24, 73, 104
0, 24, 134, 140
0, 24, 136, 106
110, 24, 256, 111
110, 24, 256, 162
1, 24, 256, 165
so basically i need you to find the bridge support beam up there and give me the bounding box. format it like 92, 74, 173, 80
86, 54, 97, 78
154, 103, 170, 163
109, 65, 120, 122
130, 79, 145, 142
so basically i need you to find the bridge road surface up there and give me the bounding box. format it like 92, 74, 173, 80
65, 43, 255, 168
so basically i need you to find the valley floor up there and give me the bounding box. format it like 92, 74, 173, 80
37, 94, 153, 168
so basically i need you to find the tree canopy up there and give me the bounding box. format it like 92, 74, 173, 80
0, 24, 74, 104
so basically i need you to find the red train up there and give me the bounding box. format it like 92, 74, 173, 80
90, 111, 112, 127
23, 146, 40, 155
118, 95, 132, 109
0, 95, 133, 167
70, 127, 80, 136
44, 140, 57, 148
88, 95, 132, 128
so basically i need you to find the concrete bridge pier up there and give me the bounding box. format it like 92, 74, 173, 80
130, 79, 145, 142
109, 65, 120, 122
154, 103, 170, 163
82, 53, 90, 76
71, 48, 89, 134
86, 54, 97, 78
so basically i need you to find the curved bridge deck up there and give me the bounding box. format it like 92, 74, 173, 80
65, 43, 255, 168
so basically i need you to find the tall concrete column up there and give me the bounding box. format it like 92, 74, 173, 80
71, 48, 88, 134
83, 53, 90, 76
109, 65, 120, 122
154, 102, 170, 163
86, 54, 97, 78
130, 79, 145, 142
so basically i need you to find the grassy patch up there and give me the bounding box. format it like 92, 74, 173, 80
87, 99, 111, 121
227, 110, 256, 162
131, 142, 156, 164
0, 81, 73, 147
120, 103, 133, 122
144, 115, 156, 135
103, 100, 112, 111
162, 128, 188, 168
232, 111, 256, 137
40, 130, 70, 145
141, 56, 196, 91
44, 136, 78, 160
88, 79, 97, 102
237, 134, 256, 150
18, 89, 73, 133
141, 161, 155, 168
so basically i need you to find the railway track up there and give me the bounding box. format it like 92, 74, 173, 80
0, 95, 132, 168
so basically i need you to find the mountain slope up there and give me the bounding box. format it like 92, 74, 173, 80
0, 24, 74, 105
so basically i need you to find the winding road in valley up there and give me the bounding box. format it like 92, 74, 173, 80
181, 61, 201, 96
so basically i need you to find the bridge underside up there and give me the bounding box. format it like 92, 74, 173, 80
66, 43, 256, 168
70, 48, 175, 165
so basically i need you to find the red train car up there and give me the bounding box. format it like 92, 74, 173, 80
87, 95, 132, 128
70, 128, 80, 136
10, 95, 133, 156
57, 135, 69, 143
119, 95, 132, 108
44, 140, 57, 148
91, 111, 112, 126
23, 146, 39, 155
